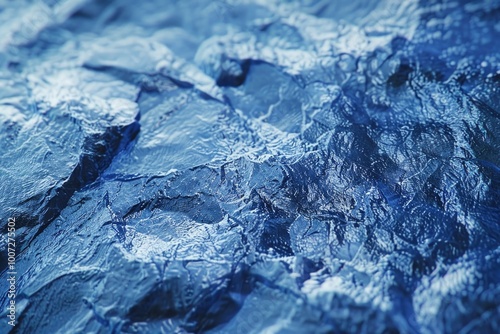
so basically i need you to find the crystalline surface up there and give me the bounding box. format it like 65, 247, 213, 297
0, 0, 499, 333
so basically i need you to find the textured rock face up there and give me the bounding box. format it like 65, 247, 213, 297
0, 0, 499, 333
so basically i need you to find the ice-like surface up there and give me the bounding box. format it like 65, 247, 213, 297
1, 0, 500, 333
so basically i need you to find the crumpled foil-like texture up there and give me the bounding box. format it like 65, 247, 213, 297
0, 0, 499, 333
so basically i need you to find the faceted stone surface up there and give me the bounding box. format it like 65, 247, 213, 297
0, 1, 499, 333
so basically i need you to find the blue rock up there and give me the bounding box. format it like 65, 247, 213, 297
0, 0, 499, 333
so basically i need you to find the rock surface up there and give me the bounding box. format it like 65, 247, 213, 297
1, 0, 499, 333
